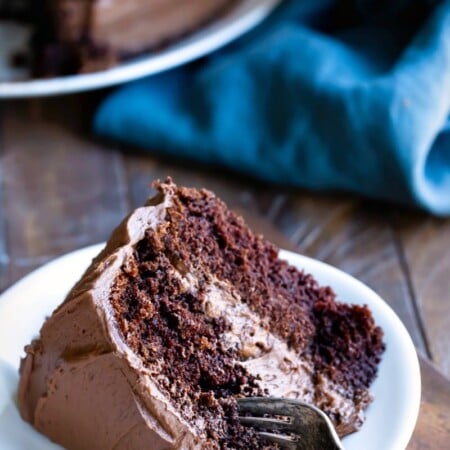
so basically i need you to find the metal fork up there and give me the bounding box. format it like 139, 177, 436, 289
237, 397, 344, 450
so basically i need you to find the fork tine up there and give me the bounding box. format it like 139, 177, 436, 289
256, 431, 297, 449
237, 397, 291, 416
237, 416, 294, 433
237, 398, 344, 450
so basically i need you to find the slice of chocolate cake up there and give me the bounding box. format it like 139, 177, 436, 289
1, 0, 235, 76
18, 179, 384, 449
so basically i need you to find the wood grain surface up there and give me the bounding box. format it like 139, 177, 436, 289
0, 94, 449, 448
394, 213, 450, 376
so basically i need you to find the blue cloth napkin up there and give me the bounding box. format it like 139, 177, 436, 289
95, 0, 450, 215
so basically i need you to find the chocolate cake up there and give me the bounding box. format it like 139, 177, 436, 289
1, 0, 235, 76
18, 179, 385, 449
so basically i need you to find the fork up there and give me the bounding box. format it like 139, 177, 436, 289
237, 397, 344, 450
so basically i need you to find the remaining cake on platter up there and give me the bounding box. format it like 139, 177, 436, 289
0, 0, 235, 76
18, 179, 385, 449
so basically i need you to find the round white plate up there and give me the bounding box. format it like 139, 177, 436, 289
0, 244, 420, 450
0, 0, 280, 98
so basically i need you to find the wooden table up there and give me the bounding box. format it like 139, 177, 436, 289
0, 93, 449, 448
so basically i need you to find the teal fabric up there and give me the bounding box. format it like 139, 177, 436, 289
95, 0, 450, 215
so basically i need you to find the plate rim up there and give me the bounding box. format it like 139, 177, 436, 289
0, 243, 421, 450
0, 0, 281, 98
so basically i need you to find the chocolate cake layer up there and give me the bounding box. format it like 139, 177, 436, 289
31, 0, 234, 76
1, 1, 236, 76
18, 179, 384, 449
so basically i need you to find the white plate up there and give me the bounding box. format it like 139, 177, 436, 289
0, 0, 280, 98
0, 244, 420, 450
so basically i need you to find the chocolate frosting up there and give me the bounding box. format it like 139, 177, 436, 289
18, 189, 203, 449
46, 0, 233, 51
90, 0, 233, 53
